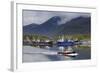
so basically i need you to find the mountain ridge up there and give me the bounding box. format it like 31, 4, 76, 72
23, 16, 91, 37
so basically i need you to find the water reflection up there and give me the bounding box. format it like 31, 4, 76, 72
23, 39, 91, 62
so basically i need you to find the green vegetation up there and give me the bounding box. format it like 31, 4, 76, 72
23, 34, 90, 41
23, 34, 50, 41
75, 45, 91, 49
53, 34, 90, 41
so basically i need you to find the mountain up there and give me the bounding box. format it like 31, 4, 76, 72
23, 16, 91, 37
23, 23, 39, 34
56, 16, 91, 35
23, 16, 61, 36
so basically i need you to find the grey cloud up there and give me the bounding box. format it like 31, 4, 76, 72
23, 10, 90, 26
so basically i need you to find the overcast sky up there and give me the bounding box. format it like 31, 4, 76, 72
22, 10, 90, 26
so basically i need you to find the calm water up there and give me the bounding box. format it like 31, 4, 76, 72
22, 45, 91, 62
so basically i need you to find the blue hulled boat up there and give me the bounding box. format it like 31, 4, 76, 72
57, 40, 81, 47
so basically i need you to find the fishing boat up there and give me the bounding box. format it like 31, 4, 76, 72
57, 36, 81, 47
57, 39, 81, 47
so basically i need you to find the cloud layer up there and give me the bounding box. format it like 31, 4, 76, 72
23, 10, 90, 26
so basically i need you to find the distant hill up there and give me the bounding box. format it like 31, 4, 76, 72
23, 16, 91, 37
23, 16, 61, 36
23, 23, 39, 34
55, 16, 91, 35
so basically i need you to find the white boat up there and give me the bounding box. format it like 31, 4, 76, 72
66, 53, 78, 56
